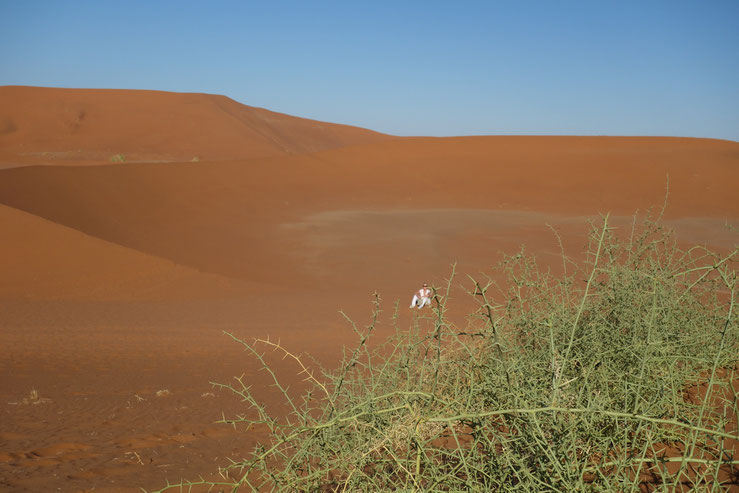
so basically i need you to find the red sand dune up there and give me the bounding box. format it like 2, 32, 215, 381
0, 135, 736, 292
0, 204, 262, 301
0, 86, 389, 166
0, 87, 737, 492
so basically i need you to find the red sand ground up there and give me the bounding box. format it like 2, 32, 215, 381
0, 87, 737, 491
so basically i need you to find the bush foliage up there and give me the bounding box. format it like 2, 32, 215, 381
155, 214, 737, 492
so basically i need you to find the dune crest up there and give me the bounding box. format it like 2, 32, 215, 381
0, 86, 390, 166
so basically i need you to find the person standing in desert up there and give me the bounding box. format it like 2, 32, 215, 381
410, 283, 432, 308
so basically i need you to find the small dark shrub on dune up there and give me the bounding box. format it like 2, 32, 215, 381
153, 213, 737, 492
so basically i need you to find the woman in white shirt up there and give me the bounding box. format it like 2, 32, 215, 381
410, 283, 432, 308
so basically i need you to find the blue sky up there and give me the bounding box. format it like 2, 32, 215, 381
1, 1, 737, 140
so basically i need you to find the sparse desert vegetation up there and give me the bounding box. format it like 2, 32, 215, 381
109, 152, 126, 163
8, 389, 52, 406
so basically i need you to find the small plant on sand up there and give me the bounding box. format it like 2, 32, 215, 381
12, 388, 52, 405
109, 153, 126, 163
152, 212, 737, 492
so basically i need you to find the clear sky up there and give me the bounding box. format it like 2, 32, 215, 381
1, 1, 737, 140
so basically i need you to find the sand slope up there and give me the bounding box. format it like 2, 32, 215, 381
0, 136, 736, 296
0, 203, 259, 301
0, 86, 390, 166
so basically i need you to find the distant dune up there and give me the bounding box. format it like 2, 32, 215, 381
1, 133, 737, 299
0, 86, 390, 166
0, 204, 262, 301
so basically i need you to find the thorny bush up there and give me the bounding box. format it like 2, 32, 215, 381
154, 213, 737, 492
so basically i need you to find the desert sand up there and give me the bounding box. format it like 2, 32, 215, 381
1, 87, 737, 491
